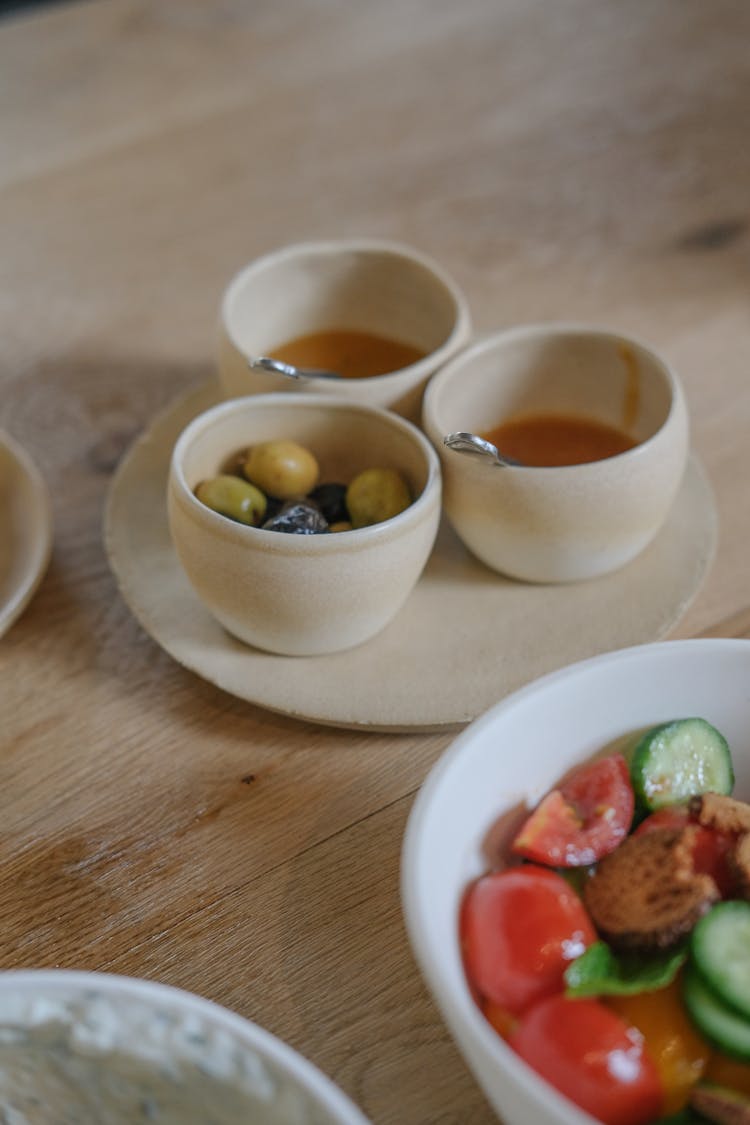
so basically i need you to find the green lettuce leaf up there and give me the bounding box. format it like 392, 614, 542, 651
564, 939, 687, 997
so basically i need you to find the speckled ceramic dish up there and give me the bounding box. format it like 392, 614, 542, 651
0, 428, 52, 638
0, 969, 369, 1123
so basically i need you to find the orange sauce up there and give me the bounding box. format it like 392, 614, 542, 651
482, 412, 637, 467
271, 329, 425, 379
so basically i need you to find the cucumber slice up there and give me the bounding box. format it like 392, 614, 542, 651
692, 902, 750, 1019
683, 964, 750, 1060
630, 718, 734, 811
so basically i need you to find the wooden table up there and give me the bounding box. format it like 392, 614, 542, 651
1, 1, 749, 1120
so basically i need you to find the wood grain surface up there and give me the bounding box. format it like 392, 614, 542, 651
1, 1, 749, 1121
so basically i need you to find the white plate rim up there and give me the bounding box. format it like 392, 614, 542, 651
0, 428, 53, 639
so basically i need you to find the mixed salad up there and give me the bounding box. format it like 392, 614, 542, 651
460, 718, 750, 1125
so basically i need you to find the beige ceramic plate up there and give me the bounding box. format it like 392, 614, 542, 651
0, 429, 52, 638
104, 382, 718, 731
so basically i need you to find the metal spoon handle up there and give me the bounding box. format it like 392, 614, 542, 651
248, 356, 343, 381
443, 431, 520, 468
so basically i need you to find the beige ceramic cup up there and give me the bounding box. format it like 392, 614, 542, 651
217, 239, 472, 423
421, 324, 689, 583
168, 394, 441, 656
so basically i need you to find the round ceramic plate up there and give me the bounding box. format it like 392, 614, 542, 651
0, 429, 53, 638
104, 382, 718, 731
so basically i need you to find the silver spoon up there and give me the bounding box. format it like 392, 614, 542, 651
443, 431, 522, 468
248, 356, 343, 381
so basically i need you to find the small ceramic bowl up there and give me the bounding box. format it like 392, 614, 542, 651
167, 394, 441, 656
401, 638, 750, 1125
421, 324, 689, 583
0, 969, 369, 1122
217, 239, 472, 423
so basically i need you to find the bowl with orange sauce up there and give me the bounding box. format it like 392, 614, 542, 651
421, 324, 689, 583
217, 239, 472, 424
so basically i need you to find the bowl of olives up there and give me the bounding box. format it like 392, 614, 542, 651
167, 394, 442, 656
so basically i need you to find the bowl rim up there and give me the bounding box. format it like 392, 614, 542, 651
0, 427, 53, 637
220, 237, 472, 385
401, 637, 750, 1125
169, 392, 442, 551
0, 968, 369, 1123
421, 321, 687, 472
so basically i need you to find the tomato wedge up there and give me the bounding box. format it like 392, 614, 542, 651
511, 753, 635, 866
511, 994, 663, 1125
460, 865, 596, 1015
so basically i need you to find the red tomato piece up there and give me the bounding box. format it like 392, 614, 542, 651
511, 994, 663, 1125
460, 866, 596, 1015
511, 753, 635, 867
634, 807, 736, 897
633, 806, 690, 834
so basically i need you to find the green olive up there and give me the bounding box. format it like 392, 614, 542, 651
244, 440, 319, 500
195, 475, 267, 526
346, 468, 412, 528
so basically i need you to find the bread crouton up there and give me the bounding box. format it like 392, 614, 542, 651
690, 793, 750, 834
729, 833, 750, 900
583, 826, 719, 951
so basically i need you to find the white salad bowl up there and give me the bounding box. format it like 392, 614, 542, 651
0, 969, 369, 1123
401, 638, 750, 1125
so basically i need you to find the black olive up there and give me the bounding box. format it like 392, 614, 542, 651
262, 501, 329, 535
308, 482, 349, 525
263, 495, 284, 522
